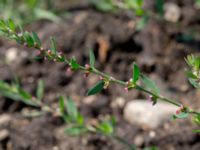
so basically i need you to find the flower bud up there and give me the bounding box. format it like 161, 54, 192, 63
66, 67, 73, 75
85, 64, 90, 70
147, 95, 153, 102
47, 50, 51, 55
175, 109, 181, 115
180, 104, 184, 110
124, 87, 129, 93
99, 76, 103, 80
32, 96, 36, 101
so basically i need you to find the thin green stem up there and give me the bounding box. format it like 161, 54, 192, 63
135, 85, 181, 107
1, 19, 200, 117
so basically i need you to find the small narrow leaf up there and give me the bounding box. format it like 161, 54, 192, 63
87, 80, 104, 96
193, 114, 200, 125
89, 50, 95, 68
50, 37, 57, 54
36, 80, 44, 101
136, 15, 149, 31
32, 32, 42, 47
24, 31, 34, 47
76, 113, 84, 125
59, 96, 65, 114
66, 97, 78, 120
34, 8, 61, 23
189, 78, 200, 89
97, 121, 114, 135
18, 89, 32, 100
0, 20, 7, 30
132, 63, 140, 84
141, 74, 160, 94
156, 0, 164, 16
0, 80, 37, 106
65, 126, 88, 136
8, 19, 16, 32
192, 130, 200, 133
90, 0, 116, 12
186, 71, 198, 79
70, 57, 80, 70
173, 112, 189, 119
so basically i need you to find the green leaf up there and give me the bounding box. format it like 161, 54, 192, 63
18, 89, 32, 100
144, 146, 159, 150
192, 130, 200, 133
90, 0, 116, 12
185, 54, 200, 69
186, 71, 198, 79
8, 19, 16, 32
76, 113, 84, 125
97, 121, 114, 135
156, 0, 164, 16
89, 50, 95, 68
0, 20, 7, 30
173, 112, 189, 119
59, 96, 65, 114
24, 31, 34, 47
66, 97, 78, 120
141, 74, 160, 94
0, 80, 37, 106
136, 15, 149, 31
192, 114, 200, 125
110, 116, 117, 127
50, 37, 57, 55
87, 80, 104, 96
36, 80, 44, 101
188, 78, 200, 89
70, 57, 80, 70
151, 96, 158, 106
34, 8, 61, 23
65, 126, 88, 136
135, 8, 144, 16
32, 32, 41, 47
132, 63, 140, 84
57, 55, 65, 62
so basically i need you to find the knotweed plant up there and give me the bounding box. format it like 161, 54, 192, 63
0, 19, 200, 149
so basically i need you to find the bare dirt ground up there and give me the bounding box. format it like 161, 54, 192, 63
0, 0, 200, 150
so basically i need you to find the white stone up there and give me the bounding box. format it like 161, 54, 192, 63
164, 3, 181, 23
0, 114, 11, 126
123, 100, 177, 129
111, 97, 125, 108
133, 135, 144, 146
0, 129, 9, 141
5, 47, 18, 63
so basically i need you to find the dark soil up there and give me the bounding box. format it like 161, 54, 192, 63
0, 0, 200, 150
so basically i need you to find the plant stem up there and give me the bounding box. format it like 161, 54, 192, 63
1, 20, 200, 117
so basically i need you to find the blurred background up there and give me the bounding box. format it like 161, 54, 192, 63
0, 0, 200, 149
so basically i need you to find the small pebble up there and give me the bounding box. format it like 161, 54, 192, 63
0, 129, 9, 141
164, 3, 181, 22
0, 114, 11, 127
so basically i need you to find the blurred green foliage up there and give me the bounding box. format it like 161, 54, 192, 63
90, 0, 144, 16
0, 0, 59, 25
